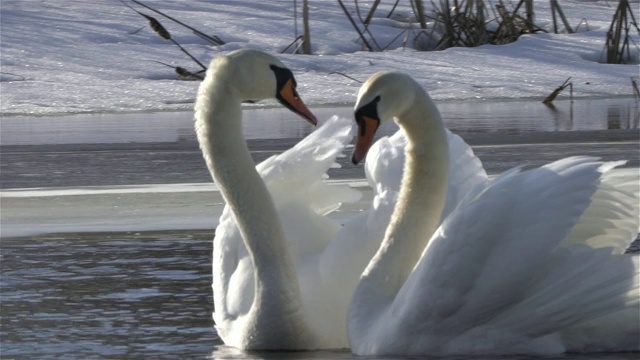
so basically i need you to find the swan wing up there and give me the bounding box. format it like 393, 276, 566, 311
557, 163, 640, 352
560, 277, 640, 352
562, 164, 640, 253
257, 115, 361, 259
441, 130, 489, 220
258, 115, 360, 216
364, 130, 406, 195
364, 129, 487, 204
379, 157, 636, 354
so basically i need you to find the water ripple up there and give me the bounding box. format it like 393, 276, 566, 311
1, 231, 217, 359
2, 231, 638, 359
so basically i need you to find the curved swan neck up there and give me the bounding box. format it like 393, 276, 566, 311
195, 67, 301, 302
360, 84, 449, 301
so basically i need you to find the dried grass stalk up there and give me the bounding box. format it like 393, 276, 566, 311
337, 0, 374, 51
130, 0, 224, 45
605, 0, 639, 64
141, 13, 171, 40
543, 77, 572, 105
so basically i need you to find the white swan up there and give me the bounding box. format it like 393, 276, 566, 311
348, 71, 640, 356
195, 49, 317, 349
195, 49, 410, 350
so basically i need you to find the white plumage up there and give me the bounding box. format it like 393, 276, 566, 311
347, 71, 640, 356
196, 50, 489, 350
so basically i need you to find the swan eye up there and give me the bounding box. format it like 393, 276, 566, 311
355, 96, 381, 135
270, 65, 297, 94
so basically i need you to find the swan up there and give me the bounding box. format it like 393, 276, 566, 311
195, 49, 411, 350
195, 49, 318, 349
348, 71, 640, 356
195, 49, 496, 350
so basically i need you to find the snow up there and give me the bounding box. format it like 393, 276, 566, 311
1, 0, 638, 116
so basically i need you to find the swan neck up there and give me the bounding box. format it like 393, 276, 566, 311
195, 77, 302, 303
359, 87, 449, 303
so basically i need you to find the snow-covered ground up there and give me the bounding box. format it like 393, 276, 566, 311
1, 0, 638, 116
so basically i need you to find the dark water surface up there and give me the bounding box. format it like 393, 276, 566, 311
2, 231, 360, 360
2, 231, 638, 360
1, 231, 216, 359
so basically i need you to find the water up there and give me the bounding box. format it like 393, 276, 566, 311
436, 97, 639, 133
2, 232, 638, 360
1, 231, 216, 359
1, 97, 639, 359
1, 97, 637, 146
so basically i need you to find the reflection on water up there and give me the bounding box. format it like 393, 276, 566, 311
543, 100, 640, 132
368, 97, 639, 138
438, 98, 639, 134
1, 97, 638, 146
2, 231, 638, 359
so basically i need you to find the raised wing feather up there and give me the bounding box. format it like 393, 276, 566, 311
379, 157, 634, 355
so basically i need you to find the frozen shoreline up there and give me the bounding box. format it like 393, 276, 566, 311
4, 168, 638, 239
0, 180, 370, 239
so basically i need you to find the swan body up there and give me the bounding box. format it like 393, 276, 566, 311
348, 71, 640, 356
212, 116, 487, 350
196, 50, 489, 350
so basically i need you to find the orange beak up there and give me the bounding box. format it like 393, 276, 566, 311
279, 79, 317, 126
352, 115, 379, 164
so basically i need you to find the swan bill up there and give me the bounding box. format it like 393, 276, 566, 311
277, 78, 318, 126
270, 64, 317, 125
352, 115, 379, 164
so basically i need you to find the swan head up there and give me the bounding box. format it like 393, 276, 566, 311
351, 71, 416, 164
219, 49, 317, 125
